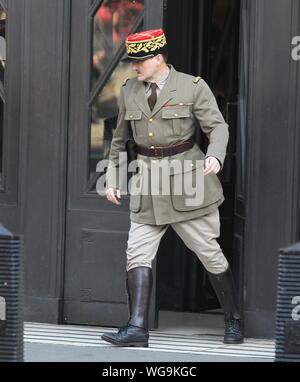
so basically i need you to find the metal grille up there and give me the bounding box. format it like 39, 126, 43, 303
275, 242, 300, 362
0, 225, 24, 362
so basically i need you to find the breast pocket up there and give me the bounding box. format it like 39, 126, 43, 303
162, 106, 191, 137
125, 110, 145, 138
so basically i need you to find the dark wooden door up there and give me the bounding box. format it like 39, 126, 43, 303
63, 0, 164, 327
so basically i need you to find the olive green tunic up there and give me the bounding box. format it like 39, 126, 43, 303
106, 65, 229, 226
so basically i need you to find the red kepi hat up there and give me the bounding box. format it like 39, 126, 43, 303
123, 28, 168, 62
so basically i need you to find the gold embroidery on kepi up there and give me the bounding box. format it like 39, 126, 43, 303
124, 29, 168, 61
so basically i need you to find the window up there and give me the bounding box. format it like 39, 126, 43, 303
0, 5, 6, 186
88, 0, 144, 192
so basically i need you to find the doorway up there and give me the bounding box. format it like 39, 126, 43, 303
156, 0, 241, 319
62, 0, 242, 330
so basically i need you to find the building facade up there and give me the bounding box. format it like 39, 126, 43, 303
0, 0, 299, 339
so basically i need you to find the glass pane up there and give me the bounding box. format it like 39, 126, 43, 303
89, 56, 135, 192
0, 8, 5, 78
92, 0, 144, 87
0, 8, 6, 185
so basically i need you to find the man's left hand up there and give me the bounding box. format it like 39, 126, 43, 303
204, 157, 221, 176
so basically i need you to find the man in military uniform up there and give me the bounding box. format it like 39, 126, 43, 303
102, 29, 243, 347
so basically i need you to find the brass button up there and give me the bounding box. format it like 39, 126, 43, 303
149, 118, 154, 122
149, 132, 154, 137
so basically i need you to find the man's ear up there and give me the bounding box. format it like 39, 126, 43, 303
156, 54, 164, 64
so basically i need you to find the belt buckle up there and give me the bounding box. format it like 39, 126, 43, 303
153, 147, 164, 159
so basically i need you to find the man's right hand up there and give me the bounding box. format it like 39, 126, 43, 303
105, 188, 121, 205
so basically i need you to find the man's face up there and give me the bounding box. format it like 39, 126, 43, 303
131, 56, 160, 82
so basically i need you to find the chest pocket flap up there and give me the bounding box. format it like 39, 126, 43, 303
125, 110, 142, 121
162, 106, 190, 119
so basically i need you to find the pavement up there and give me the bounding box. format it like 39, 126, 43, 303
24, 342, 273, 363
23, 311, 275, 363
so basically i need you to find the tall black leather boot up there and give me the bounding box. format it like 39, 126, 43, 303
101, 267, 152, 347
207, 266, 244, 344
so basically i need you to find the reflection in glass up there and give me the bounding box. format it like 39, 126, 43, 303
92, 0, 144, 86
88, 0, 144, 192
89, 58, 134, 192
0, 8, 6, 185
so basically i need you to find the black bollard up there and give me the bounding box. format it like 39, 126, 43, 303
0, 225, 24, 362
275, 242, 300, 362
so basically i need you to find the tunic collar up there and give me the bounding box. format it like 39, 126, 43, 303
145, 66, 170, 92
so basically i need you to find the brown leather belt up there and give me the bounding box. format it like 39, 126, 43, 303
136, 139, 194, 158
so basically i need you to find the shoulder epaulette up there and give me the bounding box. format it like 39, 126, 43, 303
193, 76, 202, 84
122, 78, 130, 86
